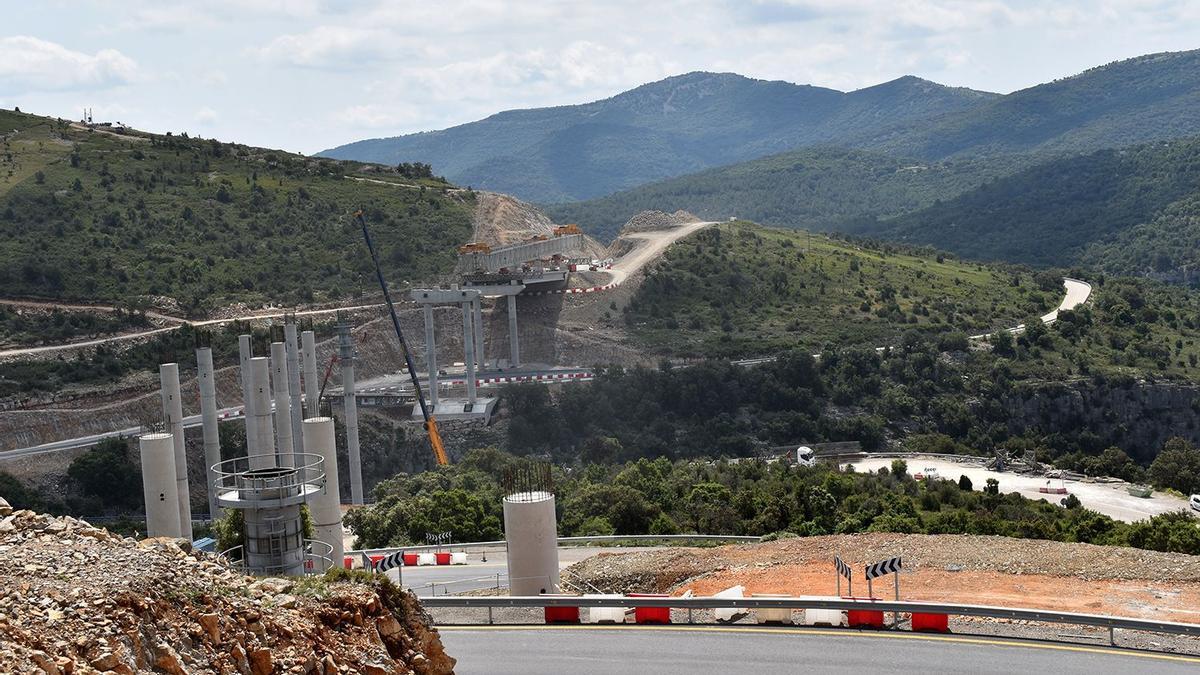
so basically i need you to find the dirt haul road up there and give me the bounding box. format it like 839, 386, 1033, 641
604, 221, 717, 287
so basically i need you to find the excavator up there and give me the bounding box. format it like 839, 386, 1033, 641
354, 209, 449, 466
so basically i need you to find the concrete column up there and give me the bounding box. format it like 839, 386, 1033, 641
507, 294, 520, 369
503, 492, 559, 595
462, 302, 477, 405
338, 323, 364, 505
423, 303, 438, 408
195, 347, 222, 520
304, 416, 344, 568
238, 335, 258, 457
138, 432, 181, 539
249, 357, 276, 470
159, 363, 192, 541
285, 323, 304, 458
301, 330, 319, 416
473, 298, 485, 370
270, 342, 295, 468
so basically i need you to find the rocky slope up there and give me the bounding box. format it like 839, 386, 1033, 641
0, 499, 455, 674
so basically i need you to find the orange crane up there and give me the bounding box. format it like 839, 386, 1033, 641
354, 209, 449, 465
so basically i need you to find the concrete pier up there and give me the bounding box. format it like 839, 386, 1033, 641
462, 303, 478, 405
249, 357, 276, 470
301, 330, 319, 416
159, 363, 192, 540
423, 304, 438, 408
507, 294, 520, 368
338, 321, 364, 505
195, 347, 222, 519
270, 342, 294, 468
503, 491, 559, 595
473, 298, 485, 370
238, 335, 259, 457
285, 323, 304, 457
304, 416, 344, 566
138, 432, 182, 538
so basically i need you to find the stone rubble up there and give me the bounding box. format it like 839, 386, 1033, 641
0, 504, 455, 674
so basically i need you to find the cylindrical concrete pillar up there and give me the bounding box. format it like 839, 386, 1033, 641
159, 363, 193, 541
423, 304, 438, 408
462, 302, 477, 404
503, 492, 559, 595
285, 323, 304, 457
138, 432, 182, 538
473, 298, 485, 370
507, 294, 520, 368
301, 330, 319, 416
238, 335, 259, 457
196, 347, 222, 520
304, 416, 344, 568
249, 356, 276, 470
270, 342, 295, 468
338, 323, 364, 505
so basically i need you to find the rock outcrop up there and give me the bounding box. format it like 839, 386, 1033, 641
0, 506, 455, 674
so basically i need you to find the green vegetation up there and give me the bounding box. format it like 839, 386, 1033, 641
624, 222, 1050, 357
0, 108, 473, 314
321, 72, 995, 203
877, 137, 1200, 267
548, 148, 1013, 240
0, 305, 150, 348
347, 448, 1200, 555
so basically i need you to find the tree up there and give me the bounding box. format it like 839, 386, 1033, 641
67, 437, 141, 509
984, 478, 1000, 495
1149, 438, 1200, 494
890, 459, 908, 479
957, 475, 973, 491
990, 330, 1015, 356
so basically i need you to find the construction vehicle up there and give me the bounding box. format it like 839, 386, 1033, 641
457, 242, 491, 255
553, 224, 582, 236
355, 209, 449, 465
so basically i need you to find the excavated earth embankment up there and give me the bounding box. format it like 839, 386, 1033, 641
567, 533, 1200, 624
0, 499, 455, 674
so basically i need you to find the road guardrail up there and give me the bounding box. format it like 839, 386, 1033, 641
347, 534, 762, 557
421, 594, 1200, 643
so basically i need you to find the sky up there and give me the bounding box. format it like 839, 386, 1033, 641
1, 0, 1198, 155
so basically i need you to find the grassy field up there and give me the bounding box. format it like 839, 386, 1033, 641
626, 221, 1054, 357
0, 109, 474, 316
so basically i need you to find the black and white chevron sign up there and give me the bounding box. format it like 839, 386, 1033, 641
834, 556, 852, 580
865, 556, 902, 580
373, 550, 404, 573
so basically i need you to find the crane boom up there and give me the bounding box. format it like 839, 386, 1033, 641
354, 209, 449, 465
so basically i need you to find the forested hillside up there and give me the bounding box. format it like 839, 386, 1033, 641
321, 72, 995, 202
547, 147, 1014, 240
0, 109, 474, 315
875, 137, 1200, 267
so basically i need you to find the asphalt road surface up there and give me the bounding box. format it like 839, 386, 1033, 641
386, 547, 639, 598
437, 626, 1200, 674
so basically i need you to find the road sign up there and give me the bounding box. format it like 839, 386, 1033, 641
373, 550, 404, 573
835, 555, 853, 596
865, 556, 902, 580
425, 531, 452, 546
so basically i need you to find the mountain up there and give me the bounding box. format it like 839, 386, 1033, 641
855, 49, 1200, 161
874, 136, 1200, 268
553, 50, 1200, 247
319, 72, 997, 202
0, 108, 474, 314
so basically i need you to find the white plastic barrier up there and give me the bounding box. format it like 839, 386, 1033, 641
803, 607, 846, 627
583, 594, 627, 624
753, 593, 793, 624
451, 552, 468, 565
714, 585, 746, 623
417, 552, 437, 566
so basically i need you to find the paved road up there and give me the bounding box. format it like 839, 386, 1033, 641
384, 546, 636, 598
437, 626, 1200, 674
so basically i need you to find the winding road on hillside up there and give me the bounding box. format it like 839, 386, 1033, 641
438, 626, 1199, 674
603, 220, 717, 287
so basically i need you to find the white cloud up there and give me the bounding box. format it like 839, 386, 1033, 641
252, 26, 395, 69
194, 107, 218, 124
0, 36, 137, 92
